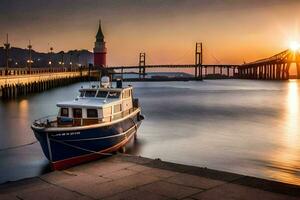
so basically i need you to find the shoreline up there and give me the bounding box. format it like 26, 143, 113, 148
1, 154, 299, 199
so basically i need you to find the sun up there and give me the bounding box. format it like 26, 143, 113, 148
289, 41, 300, 51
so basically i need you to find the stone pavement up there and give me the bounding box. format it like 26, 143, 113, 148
0, 154, 299, 200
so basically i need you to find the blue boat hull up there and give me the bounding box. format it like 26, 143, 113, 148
32, 112, 142, 170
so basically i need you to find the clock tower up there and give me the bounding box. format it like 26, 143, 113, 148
94, 21, 107, 67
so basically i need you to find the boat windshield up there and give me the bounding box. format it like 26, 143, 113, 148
79, 91, 85, 97
85, 91, 97, 97
96, 91, 120, 99
108, 91, 120, 98
97, 91, 108, 98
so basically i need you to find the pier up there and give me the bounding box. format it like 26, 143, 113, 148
0, 68, 96, 99
0, 154, 299, 200
238, 49, 300, 80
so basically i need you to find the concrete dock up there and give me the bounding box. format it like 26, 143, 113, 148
0, 154, 299, 200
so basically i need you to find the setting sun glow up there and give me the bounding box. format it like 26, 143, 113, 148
289, 41, 300, 51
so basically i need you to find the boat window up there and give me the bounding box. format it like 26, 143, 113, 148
79, 91, 85, 97
85, 91, 96, 97
97, 91, 108, 98
103, 107, 112, 116
61, 108, 69, 117
108, 92, 120, 99
87, 109, 98, 118
114, 104, 122, 113
73, 108, 82, 118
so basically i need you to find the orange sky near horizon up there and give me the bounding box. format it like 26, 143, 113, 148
1, 0, 300, 69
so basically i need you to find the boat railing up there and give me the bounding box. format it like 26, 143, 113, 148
33, 115, 57, 128
33, 106, 140, 128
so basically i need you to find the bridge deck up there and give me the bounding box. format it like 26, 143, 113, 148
108, 64, 240, 70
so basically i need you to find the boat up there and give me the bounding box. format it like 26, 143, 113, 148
31, 77, 144, 170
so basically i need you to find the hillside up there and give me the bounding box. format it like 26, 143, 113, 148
0, 47, 93, 68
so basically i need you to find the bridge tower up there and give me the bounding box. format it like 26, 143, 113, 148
4, 34, 10, 75
94, 20, 107, 67
139, 52, 146, 78
195, 42, 203, 79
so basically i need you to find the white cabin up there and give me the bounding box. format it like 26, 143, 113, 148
56, 85, 137, 127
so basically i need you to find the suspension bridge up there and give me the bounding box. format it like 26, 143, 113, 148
107, 43, 239, 81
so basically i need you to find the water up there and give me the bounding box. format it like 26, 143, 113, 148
0, 80, 299, 185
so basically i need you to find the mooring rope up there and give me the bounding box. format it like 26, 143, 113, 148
48, 120, 139, 156
0, 140, 38, 152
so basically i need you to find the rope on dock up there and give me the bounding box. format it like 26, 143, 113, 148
0, 140, 38, 152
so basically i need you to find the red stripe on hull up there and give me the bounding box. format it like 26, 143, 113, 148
51, 131, 135, 170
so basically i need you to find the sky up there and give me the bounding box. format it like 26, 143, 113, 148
1, 0, 300, 66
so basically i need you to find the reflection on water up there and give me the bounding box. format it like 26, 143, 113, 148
285, 79, 300, 182
0, 79, 300, 185
267, 80, 300, 184
286, 80, 299, 147
19, 100, 29, 115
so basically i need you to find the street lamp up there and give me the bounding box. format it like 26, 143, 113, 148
69, 62, 73, 71
59, 51, 65, 71
27, 59, 34, 64
48, 61, 52, 70
27, 40, 33, 74
4, 34, 10, 75
70, 52, 73, 72
49, 47, 53, 72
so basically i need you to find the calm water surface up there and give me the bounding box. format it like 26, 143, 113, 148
0, 79, 299, 185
